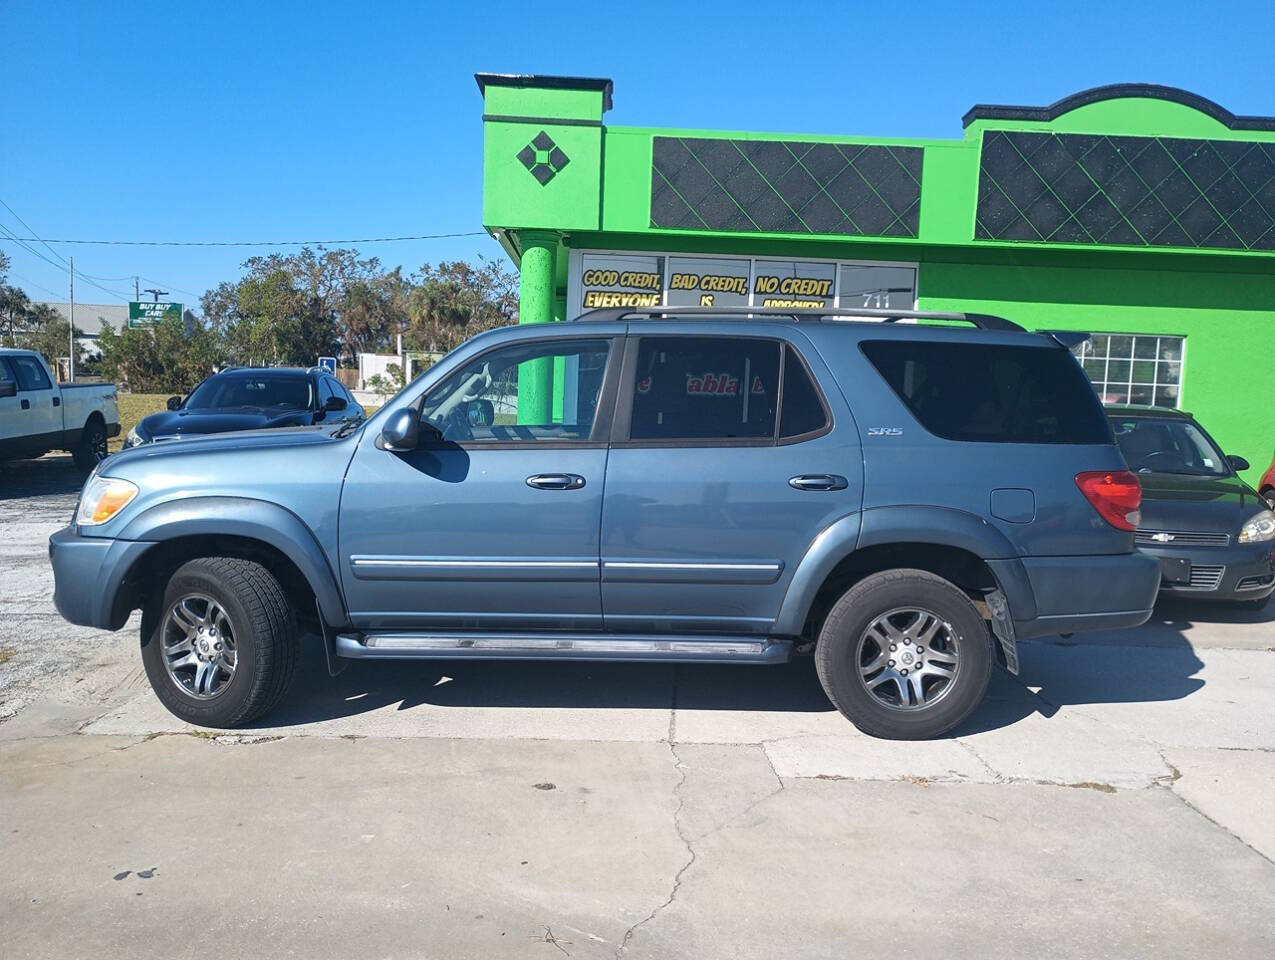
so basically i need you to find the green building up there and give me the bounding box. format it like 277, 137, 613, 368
477, 74, 1275, 482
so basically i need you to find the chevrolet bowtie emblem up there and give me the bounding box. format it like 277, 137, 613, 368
1150, 532, 1175, 542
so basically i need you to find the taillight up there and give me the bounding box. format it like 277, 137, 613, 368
1075, 470, 1142, 531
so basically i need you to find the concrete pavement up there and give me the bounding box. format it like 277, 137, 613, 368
2, 454, 1273, 958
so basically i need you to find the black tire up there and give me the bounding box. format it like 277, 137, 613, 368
141, 557, 297, 728
814, 569, 994, 740
73, 418, 108, 470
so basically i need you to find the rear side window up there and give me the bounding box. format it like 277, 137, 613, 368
8, 354, 52, 391
861, 340, 1111, 444
630, 337, 779, 441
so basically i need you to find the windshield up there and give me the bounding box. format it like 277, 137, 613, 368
185, 375, 313, 411
1110, 416, 1230, 477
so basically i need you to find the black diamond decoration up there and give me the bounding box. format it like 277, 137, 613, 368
518, 131, 570, 186
650, 136, 921, 236
975, 130, 1275, 250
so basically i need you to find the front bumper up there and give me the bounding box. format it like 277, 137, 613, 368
1137, 540, 1275, 602
49, 526, 154, 629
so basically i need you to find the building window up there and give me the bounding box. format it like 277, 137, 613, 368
1072, 334, 1185, 408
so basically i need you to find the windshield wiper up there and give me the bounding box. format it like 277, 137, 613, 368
331, 420, 363, 439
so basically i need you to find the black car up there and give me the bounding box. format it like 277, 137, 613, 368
124, 367, 365, 448
1108, 405, 1275, 610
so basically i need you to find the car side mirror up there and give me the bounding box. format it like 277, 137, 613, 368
0, 380, 16, 399
166, 395, 182, 411
1227, 454, 1250, 472
377, 408, 419, 452
324, 396, 347, 412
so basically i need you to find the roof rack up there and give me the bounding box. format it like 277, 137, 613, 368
573, 305, 1025, 332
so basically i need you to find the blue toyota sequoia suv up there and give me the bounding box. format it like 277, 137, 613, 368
49, 307, 1161, 739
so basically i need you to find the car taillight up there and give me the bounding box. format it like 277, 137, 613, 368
1075, 470, 1142, 532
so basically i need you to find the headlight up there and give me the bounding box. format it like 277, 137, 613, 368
1239, 510, 1275, 544
76, 476, 139, 526
124, 426, 144, 448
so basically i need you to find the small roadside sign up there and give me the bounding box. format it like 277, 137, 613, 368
128, 301, 182, 328
317, 356, 337, 374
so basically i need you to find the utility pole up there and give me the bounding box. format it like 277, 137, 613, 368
143, 287, 167, 303
68, 256, 75, 383
135, 277, 139, 301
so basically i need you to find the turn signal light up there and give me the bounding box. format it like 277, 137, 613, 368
76, 476, 139, 527
1075, 470, 1142, 532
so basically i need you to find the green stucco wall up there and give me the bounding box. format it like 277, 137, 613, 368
477, 75, 1275, 484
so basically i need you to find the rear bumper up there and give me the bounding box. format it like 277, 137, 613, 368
995, 552, 1161, 640
1138, 541, 1275, 603
48, 526, 153, 629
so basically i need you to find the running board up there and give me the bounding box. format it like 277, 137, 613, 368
335, 632, 791, 664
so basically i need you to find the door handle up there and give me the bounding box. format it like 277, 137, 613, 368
52, 396, 60, 407
526, 473, 586, 491
21, 399, 30, 410
789, 474, 848, 492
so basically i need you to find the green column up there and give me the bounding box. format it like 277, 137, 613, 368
517, 233, 556, 425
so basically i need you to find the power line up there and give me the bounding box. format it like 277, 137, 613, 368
0, 223, 134, 303
0, 230, 488, 247
0, 197, 68, 266
8, 271, 63, 299
139, 276, 202, 298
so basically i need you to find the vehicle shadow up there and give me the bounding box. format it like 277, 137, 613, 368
260, 598, 1224, 736
0, 455, 86, 500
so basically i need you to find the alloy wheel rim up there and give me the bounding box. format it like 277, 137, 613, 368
856, 607, 960, 711
92, 429, 107, 461
162, 593, 237, 699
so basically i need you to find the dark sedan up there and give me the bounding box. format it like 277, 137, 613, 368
1108, 405, 1275, 610
124, 367, 364, 448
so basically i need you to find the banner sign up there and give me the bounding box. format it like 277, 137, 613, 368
576, 253, 917, 314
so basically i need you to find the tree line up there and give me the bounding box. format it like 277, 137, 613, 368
0, 247, 519, 393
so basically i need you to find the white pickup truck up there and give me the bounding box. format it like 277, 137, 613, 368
0, 348, 120, 469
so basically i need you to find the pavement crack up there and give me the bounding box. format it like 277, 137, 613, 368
1164, 779, 1274, 867
665, 665, 680, 744
955, 739, 1001, 781
616, 741, 694, 957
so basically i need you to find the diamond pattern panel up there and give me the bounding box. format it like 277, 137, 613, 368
975, 130, 1275, 250
651, 137, 923, 237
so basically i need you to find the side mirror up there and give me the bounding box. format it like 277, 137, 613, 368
0, 380, 16, 399
377, 408, 419, 452
1227, 454, 1250, 473
166, 395, 182, 411
324, 395, 347, 412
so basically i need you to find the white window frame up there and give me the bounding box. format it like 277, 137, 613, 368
1073, 332, 1188, 409
566, 248, 920, 321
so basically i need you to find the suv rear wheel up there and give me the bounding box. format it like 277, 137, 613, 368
815, 569, 993, 740
141, 557, 297, 728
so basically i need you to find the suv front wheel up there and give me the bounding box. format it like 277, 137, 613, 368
815, 569, 993, 740
141, 557, 298, 728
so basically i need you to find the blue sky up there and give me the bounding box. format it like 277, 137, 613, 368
2, 0, 1271, 309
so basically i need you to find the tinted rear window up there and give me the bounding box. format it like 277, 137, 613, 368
861, 340, 1111, 444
